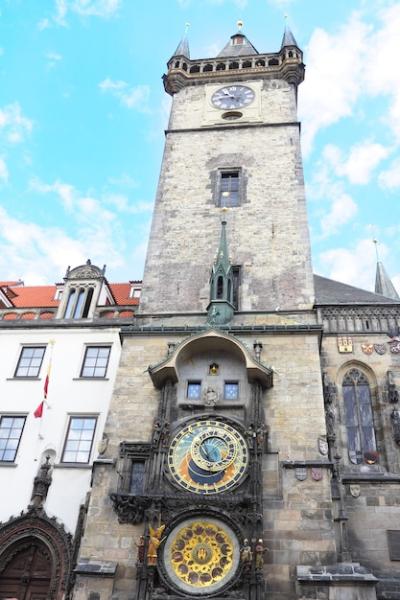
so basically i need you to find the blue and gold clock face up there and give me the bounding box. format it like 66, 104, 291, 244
167, 419, 248, 494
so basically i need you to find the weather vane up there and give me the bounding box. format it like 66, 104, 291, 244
373, 239, 380, 262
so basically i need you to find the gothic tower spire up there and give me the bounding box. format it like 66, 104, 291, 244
207, 219, 234, 325
375, 261, 399, 300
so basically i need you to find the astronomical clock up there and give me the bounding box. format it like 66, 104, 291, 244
110, 332, 272, 600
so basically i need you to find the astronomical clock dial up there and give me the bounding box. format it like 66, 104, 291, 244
167, 419, 249, 494
162, 517, 240, 595
211, 85, 255, 110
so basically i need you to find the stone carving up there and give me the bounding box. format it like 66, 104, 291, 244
136, 535, 145, 565
337, 336, 353, 353
110, 493, 149, 524
204, 386, 219, 407
389, 338, 400, 354
254, 539, 266, 570
311, 468, 322, 481
241, 539, 252, 573
29, 455, 53, 510
391, 409, 400, 445
387, 371, 400, 404
97, 433, 109, 456
147, 524, 165, 566
318, 436, 328, 456
374, 343, 387, 355
295, 467, 307, 481
361, 343, 374, 355
65, 259, 105, 280
349, 485, 361, 498
323, 373, 337, 443
253, 340, 263, 362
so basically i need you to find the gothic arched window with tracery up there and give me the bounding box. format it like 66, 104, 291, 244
342, 368, 376, 464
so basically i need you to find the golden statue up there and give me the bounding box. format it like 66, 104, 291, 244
147, 524, 166, 566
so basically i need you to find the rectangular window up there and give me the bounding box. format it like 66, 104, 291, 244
14, 346, 46, 378
62, 416, 97, 463
388, 530, 400, 561
224, 382, 239, 400
130, 461, 145, 495
219, 171, 240, 207
80, 346, 111, 378
187, 381, 202, 400
232, 266, 241, 310
0, 416, 26, 462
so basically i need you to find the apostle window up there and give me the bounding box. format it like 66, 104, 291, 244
14, 346, 46, 378
80, 346, 111, 378
218, 170, 240, 207
342, 368, 377, 464
62, 416, 97, 463
224, 381, 239, 400
0, 416, 26, 462
187, 381, 202, 400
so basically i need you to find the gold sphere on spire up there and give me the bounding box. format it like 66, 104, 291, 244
237, 19, 243, 30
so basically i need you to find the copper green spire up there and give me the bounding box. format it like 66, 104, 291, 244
207, 219, 235, 326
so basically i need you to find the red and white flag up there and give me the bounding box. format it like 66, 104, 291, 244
34, 343, 53, 418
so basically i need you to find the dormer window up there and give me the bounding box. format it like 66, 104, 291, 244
64, 287, 94, 319
232, 35, 244, 46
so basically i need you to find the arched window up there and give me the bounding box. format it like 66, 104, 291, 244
216, 276, 224, 299
342, 368, 376, 464
64, 288, 76, 318
73, 288, 85, 318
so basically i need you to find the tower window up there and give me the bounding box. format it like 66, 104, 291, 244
343, 368, 376, 464
217, 276, 224, 299
219, 170, 240, 207
187, 381, 202, 400
232, 266, 241, 310
130, 461, 145, 495
224, 382, 239, 400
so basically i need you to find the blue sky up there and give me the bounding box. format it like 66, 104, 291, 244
0, 0, 399, 293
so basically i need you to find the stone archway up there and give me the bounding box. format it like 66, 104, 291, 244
0, 510, 73, 600
0, 536, 51, 599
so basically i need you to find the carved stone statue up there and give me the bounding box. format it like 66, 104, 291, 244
204, 386, 218, 407
241, 539, 252, 572
255, 539, 266, 570
30, 455, 53, 509
391, 409, 400, 445
387, 371, 400, 404
147, 524, 165, 566
136, 535, 145, 565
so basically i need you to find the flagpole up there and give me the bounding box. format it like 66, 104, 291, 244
34, 340, 55, 459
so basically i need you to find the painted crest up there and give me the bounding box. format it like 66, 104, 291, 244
374, 343, 387, 355
295, 467, 307, 481
311, 468, 323, 481
318, 436, 328, 456
338, 336, 353, 353
389, 339, 400, 354
361, 343, 374, 355
349, 484, 361, 498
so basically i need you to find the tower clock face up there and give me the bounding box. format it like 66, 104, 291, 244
211, 85, 255, 109
167, 419, 249, 494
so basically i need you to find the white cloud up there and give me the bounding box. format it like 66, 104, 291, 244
0, 103, 33, 145
324, 141, 390, 185
300, 5, 400, 153
30, 178, 75, 210
39, 0, 120, 28
378, 157, 400, 189
319, 238, 385, 291
45, 51, 63, 69
320, 192, 358, 237
99, 79, 150, 111
0, 158, 8, 183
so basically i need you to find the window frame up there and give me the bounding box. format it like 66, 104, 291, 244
80, 345, 111, 379
187, 380, 202, 400
224, 381, 240, 401
0, 415, 26, 462
61, 415, 98, 464
341, 367, 377, 465
14, 345, 46, 378
217, 169, 241, 208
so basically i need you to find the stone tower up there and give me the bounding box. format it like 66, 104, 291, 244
73, 25, 381, 600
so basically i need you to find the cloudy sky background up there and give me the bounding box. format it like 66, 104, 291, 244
0, 0, 399, 292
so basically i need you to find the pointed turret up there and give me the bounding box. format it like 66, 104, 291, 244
207, 220, 235, 326
171, 34, 190, 59
281, 24, 299, 49
375, 261, 399, 300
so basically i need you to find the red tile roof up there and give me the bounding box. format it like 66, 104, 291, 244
0, 281, 141, 309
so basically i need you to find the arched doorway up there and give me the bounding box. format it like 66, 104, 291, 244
0, 537, 51, 599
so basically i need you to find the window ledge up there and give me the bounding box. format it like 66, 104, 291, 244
6, 377, 41, 381
72, 377, 109, 381
0, 461, 18, 467
54, 463, 92, 470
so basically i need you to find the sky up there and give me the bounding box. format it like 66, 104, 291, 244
0, 0, 400, 293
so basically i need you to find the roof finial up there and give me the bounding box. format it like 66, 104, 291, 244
237, 19, 243, 31
184, 22, 190, 35
373, 239, 380, 262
